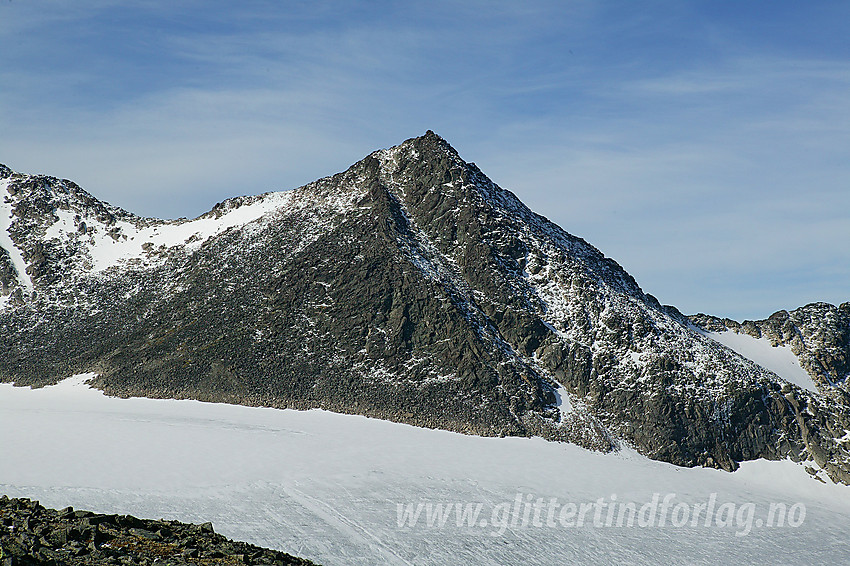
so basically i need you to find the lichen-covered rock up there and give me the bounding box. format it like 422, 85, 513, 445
0, 496, 315, 565
690, 304, 850, 483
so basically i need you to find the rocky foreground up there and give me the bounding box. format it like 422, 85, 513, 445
0, 497, 316, 566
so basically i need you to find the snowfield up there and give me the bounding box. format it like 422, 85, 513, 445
0, 179, 33, 291
40, 191, 296, 274
705, 330, 818, 392
1, 375, 849, 565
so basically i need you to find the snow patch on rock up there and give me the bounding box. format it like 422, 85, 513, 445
0, 179, 33, 291
706, 330, 818, 392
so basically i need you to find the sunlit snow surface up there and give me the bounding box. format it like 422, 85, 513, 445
2, 376, 849, 565
0, 179, 33, 290
42, 192, 295, 273
706, 331, 818, 392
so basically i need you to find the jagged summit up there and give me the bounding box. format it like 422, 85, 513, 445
0, 163, 130, 217
2, 135, 850, 484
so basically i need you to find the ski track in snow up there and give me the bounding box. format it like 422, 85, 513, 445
277, 483, 414, 566
705, 331, 818, 392
2, 376, 849, 565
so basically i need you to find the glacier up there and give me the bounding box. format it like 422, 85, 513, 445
1, 375, 848, 565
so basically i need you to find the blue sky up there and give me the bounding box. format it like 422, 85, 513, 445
1, 1, 848, 320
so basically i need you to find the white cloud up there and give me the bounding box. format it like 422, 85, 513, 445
1, 4, 847, 319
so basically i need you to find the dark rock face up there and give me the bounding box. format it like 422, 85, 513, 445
0, 248, 17, 295
1, 132, 849, 483
0, 496, 315, 565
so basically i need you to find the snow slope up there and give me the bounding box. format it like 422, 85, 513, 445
706, 331, 818, 392
1, 377, 848, 565
0, 179, 33, 291
40, 192, 295, 273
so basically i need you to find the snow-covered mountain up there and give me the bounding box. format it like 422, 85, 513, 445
2, 132, 849, 483
3, 376, 849, 566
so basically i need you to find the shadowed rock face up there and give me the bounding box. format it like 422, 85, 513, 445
1, 132, 849, 482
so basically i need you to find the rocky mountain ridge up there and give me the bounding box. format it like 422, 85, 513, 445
2, 132, 849, 483
690, 303, 850, 392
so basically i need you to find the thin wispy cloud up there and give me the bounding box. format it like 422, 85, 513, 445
0, 0, 847, 319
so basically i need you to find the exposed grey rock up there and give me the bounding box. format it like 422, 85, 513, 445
690, 303, 850, 393
1, 132, 849, 483
0, 248, 18, 296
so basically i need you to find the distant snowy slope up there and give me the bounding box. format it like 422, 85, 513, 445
705, 331, 817, 392
690, 306, 850, 394
0, 168, 322, 278
38, 192, 292, 273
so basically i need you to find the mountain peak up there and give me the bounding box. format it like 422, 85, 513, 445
379, 130, 463, 167
415, 129, 459, 154
2, 138, 850, 485
414, 129, 452, 147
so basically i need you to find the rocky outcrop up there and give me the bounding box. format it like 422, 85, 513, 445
691, 303, 850, 392
1, 132, 850, 483
0, 496, 315, 565
689, 304, 850, 483
0, 248, 17, 296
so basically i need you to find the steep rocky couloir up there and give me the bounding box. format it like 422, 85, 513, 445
1, 132, 849, 483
